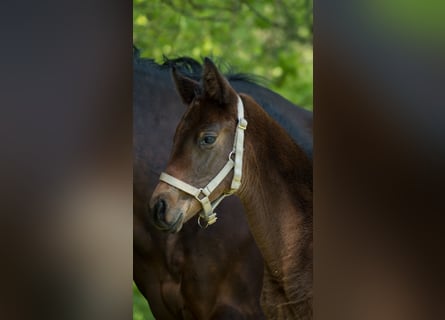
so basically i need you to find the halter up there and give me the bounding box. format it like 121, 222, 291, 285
159, 95, 248, 228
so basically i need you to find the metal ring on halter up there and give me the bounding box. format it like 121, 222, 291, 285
197, 215, 209, 228
228, 150, 235, 161
194, 188, 206, 201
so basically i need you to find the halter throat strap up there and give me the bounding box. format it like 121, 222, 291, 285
159, 95, 247, 227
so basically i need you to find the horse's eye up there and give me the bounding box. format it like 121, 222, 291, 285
200, 135, 216, 145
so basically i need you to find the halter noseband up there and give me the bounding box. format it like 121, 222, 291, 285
159, 95, 247, 228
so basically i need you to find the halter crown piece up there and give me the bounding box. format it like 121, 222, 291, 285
159, 95, 247, 228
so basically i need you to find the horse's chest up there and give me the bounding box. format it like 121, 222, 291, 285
158, 240, 186, 317
164, 236, 185, 277
261, 271, 312, 319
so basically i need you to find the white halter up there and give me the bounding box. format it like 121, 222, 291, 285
159, 95, 247, 228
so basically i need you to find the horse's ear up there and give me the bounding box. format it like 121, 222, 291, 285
172, 67, 200, 105
202, 57, 237, 105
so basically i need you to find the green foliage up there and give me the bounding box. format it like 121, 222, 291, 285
133, 283, 155, 320
134, 0, 313, 110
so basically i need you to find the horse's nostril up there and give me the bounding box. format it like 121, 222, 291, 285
153, 199, 166, 222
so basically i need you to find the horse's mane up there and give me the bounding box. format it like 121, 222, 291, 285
133, 46, 260, 84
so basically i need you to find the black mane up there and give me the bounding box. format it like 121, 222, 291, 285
133, 46, 260, 84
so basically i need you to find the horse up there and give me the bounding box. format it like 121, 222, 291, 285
134, 47, 312, 319
149, 58, 313, 319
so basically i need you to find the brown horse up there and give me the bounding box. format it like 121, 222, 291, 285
134, 51, 266, 320
150, 58, 313, 319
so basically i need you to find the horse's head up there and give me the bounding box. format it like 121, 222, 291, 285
149, 58, 246, 233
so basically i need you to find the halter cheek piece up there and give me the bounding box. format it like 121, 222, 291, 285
159, 95, 247, 228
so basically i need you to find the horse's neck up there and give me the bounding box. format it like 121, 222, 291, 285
237, 95, 313, 298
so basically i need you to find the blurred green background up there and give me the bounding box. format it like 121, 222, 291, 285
134, 0, 313, 111
133, 1, 313, 318
133, 283, 154, 320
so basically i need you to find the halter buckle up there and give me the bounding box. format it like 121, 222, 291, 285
238, 118, 248, 130
198, 213, 217, 228
194, 187, 211, 201
195, 189, 205, 201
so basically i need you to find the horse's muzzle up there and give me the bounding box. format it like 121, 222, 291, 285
150, 197, 184, 233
